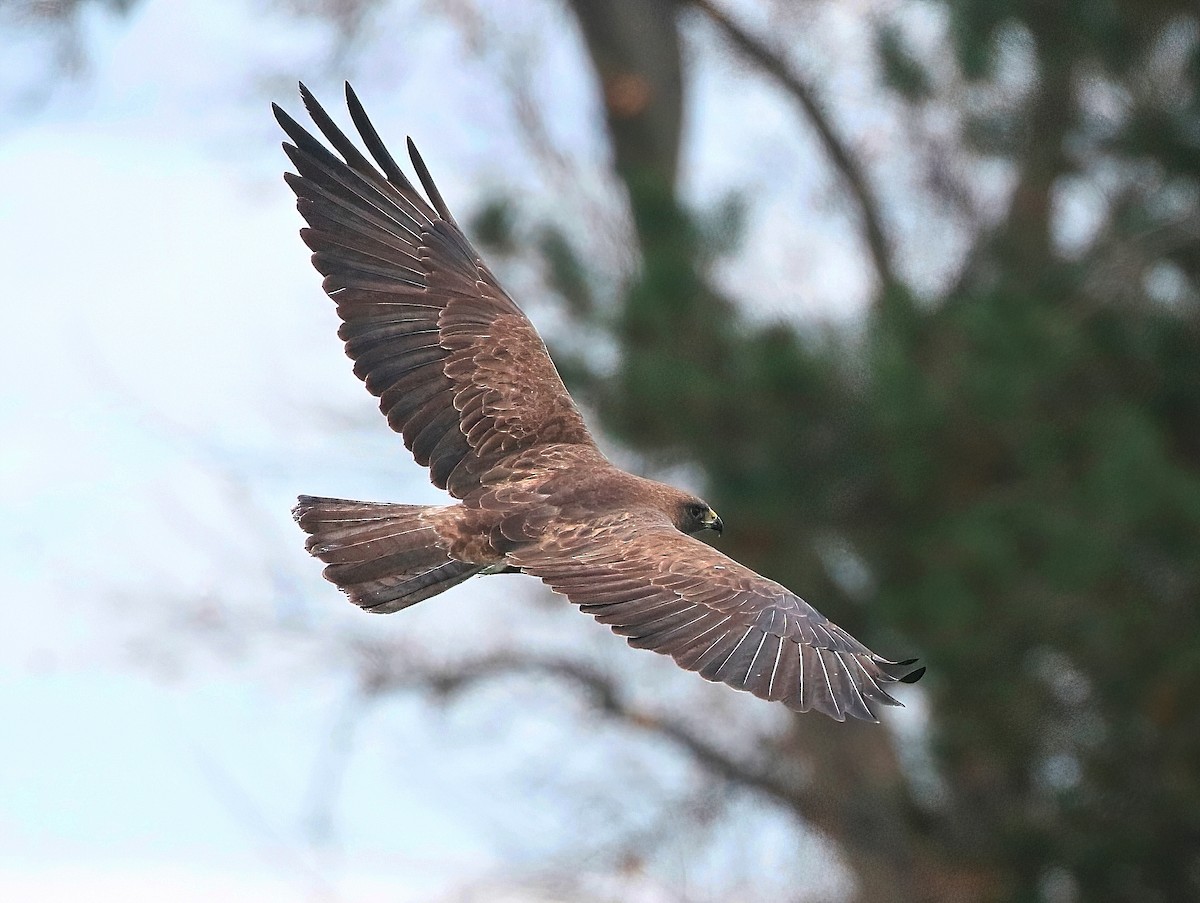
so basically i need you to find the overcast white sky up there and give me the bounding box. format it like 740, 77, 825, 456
0, 0, 935, 899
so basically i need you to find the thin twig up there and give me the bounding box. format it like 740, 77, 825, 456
380, 651, 821, 818
690, 0, 897, 291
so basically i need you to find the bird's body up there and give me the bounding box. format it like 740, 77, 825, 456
276, 83, 923, 722
296, 444, 705, 607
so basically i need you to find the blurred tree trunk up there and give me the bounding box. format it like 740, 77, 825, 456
567, 0, 682, 190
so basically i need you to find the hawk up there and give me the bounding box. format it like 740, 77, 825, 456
275, 83, 923, 722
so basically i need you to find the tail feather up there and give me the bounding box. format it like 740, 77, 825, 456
293, 495, 483, 613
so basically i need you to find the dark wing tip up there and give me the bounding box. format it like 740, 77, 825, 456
407, 137, 458, 227
272, 100, 297, 131
344, 83, 416, 191
272, 103, 317, 158
292, 495, 318, 527
298, 81, 327, 123
873, 655, 925, 682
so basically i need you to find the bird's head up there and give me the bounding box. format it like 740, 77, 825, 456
678, 499, 723, 537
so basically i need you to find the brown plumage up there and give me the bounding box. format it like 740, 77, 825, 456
277, 83, 924, 722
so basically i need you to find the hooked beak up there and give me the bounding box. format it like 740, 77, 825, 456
703, 508, 723, 536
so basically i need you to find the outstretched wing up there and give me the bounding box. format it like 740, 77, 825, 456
275, 83, 596, 497
509, 512, 923, 722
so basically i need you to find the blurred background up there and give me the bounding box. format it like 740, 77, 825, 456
3, 0, 1199, 901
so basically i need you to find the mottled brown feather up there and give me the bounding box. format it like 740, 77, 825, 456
274, 85, 595, 498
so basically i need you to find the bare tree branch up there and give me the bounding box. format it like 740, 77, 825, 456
304, 685, 373, 847
364, 643, 954, 902
362, 649, 833, 819
688, 0, 897, 292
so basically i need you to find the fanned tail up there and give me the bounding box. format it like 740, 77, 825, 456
293, 495, 483, 613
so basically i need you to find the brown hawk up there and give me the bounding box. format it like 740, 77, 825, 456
275, 83, 923, 722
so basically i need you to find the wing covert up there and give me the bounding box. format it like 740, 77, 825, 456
509, 513, 923, 722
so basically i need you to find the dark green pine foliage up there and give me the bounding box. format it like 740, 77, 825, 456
867, 286, 1200, 899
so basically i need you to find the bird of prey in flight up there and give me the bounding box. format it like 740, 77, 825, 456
274, 83, 923, 722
